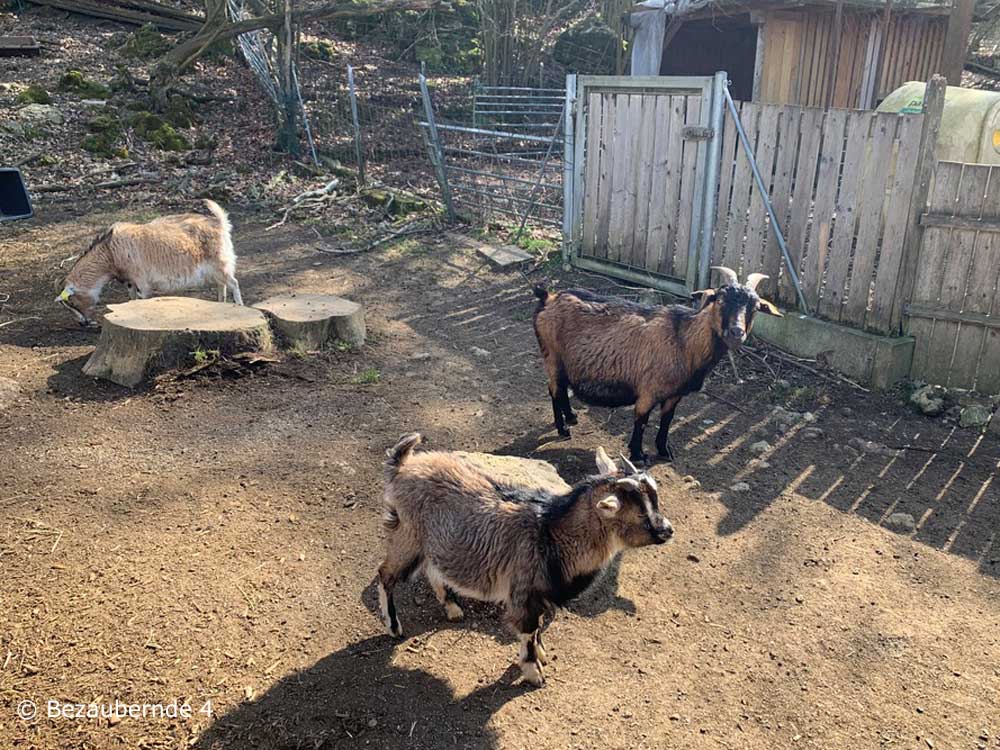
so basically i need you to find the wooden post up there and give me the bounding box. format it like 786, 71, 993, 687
942, 0, 974, 86
868, 0, 893, 107
890, 75, 946, 334
825, 0, 845, 110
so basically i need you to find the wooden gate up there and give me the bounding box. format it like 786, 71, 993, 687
564, 75, 725, 296
907, 161, 1000, 392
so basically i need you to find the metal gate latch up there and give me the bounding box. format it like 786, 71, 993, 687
682, 126, 714, 140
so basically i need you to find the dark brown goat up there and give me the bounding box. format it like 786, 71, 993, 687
377, 434, 672, 687
532, 267, 782, 463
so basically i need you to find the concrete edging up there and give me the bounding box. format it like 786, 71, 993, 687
752, 312, 914, 390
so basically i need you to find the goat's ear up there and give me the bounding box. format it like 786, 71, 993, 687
596, 495, 621, 517
595, 446, 617, 475
690, 289, 718, 309
758, 298, 783, 317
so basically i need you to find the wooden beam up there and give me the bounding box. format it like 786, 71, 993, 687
825, 0, 845, 109
905, 303, 1000, 330
869, 0, 892, 105
26, 0, 202, 31
942, 0, 974, 85
0, 36, 40, 57
891, 74, 946, 332
920, 213, 1000, 232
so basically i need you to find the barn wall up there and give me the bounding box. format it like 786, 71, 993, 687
758, 8, 946, 109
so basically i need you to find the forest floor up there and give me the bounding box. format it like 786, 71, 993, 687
2, 204, 999, 750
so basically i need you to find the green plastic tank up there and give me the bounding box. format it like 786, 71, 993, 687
877, 81, 1000, 165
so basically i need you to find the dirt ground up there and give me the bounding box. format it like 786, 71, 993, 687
2, 205, 999, 750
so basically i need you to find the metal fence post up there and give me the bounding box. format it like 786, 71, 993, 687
723, 81, 810, 314
562, 74, 577, 268
696, 71, 727, 291
346, 65, 365, 187
419, 73, 455, 220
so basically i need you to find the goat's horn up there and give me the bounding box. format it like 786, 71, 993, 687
711, 266, 739, 286
745, 273, 769, 292
618, 453, 640, 475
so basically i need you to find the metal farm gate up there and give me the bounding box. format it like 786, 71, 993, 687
563, 74, 726, 296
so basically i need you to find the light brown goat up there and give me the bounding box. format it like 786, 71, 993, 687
378, 433, 672, 687
57, 200, 241, 326
533, 267, 782, 463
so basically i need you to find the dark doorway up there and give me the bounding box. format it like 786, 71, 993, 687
660, 14, 758, 101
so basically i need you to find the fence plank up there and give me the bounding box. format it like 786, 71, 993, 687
970, 168, 1000, 392
868, 114, 923, 332
948, 167, 1000, 388
657, 95, 686, 276
908, 161, 964, 380
842, 113, 897, 327
721, 102, 760, 274
802, 109, 848, 311
925, 165, 990, 386
674, 95, 703, 281
820, 111, 873, 321
780, 107, 824, 308
619, 94, 644, 268
581, 92, 604, 256
606, 94, 631, 262
594, 93, 617, 258
644, 95, 675, 274
743, 104, 781, 279
760, 106, 800, 300
630, 94, 659, 271
714, 101, 741, 266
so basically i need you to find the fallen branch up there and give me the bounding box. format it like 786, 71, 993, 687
34, 174, 159, 194
744, 344, 870, 393
266, 179, 341, 230
26, 0, 203, 31
14, 150, 43, 168
0, 317, 40, 329
316, 219, 435, 255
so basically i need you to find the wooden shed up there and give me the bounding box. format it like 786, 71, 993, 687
630, 0, 972, 109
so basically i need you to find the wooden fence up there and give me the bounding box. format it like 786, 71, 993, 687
711, 100, 924, 335
907, 162, 1000, 393
579, 89, 707, 286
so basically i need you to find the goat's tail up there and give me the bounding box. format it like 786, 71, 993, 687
385, 432, 421, 481
204, 199, 235, 268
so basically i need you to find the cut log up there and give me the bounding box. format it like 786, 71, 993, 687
82, 297, 273, 387
254, 294, 365, 350
454, 452, 570, 494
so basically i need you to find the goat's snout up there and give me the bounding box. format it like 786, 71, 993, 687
650, 516, 673, 544
726, 325, 746, 344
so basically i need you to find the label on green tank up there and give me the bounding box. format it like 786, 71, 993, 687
900, 95, 924, 114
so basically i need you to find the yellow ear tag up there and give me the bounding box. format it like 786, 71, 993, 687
59, 289, 71, 301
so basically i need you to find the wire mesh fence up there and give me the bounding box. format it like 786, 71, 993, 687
301, 55, 566, 236
427, 84, 566, 231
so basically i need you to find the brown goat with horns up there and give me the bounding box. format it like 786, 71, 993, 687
533, 267, 782, 463
377, 433, 672, 687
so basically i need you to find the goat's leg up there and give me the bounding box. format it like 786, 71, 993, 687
507, 597, 545, 687
541, 352, 571, 437
533, 615, 547, 665
226, 276, 244, 306
126, 282, 138, 301
377, 549, 422, 637
218, 284, 227, 303
655, 396, 682, 461
557, 372, 577, 426
426, 564, 464, 622
627, 396, 657, 464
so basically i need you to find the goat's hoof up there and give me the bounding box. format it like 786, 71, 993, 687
520, 660, 545, 687
656, 446, 674, 462
629, 451, 649, 466
557, 427, 571, 438
535, 642, 548, 665
444, 602, 465, 622
387, 621, 404, 638
564, 413, 578, 426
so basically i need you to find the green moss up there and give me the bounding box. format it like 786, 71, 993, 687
81, 133, 127, 158
16, 85, 51, 105
163, 95, 196, 128
128, 110, 165, 137
120, 23, 169, 59
146, 123, 190, 151
87, 113, 122, 136
301, 39, 336, 61
360, 188, 427, 216
58, 70, 110, 99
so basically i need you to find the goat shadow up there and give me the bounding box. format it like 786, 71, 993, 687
193, 590, 528, 750
492, 428, 637, 618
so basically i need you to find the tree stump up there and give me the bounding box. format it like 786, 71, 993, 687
82, 297, 273, 387
253, 294, 365, 350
